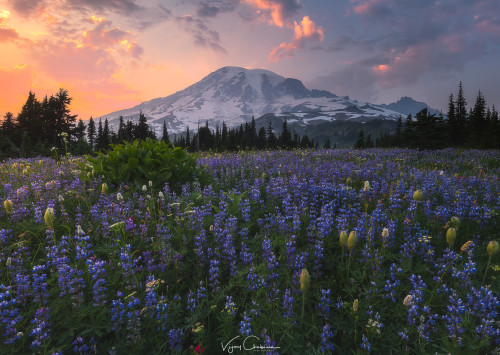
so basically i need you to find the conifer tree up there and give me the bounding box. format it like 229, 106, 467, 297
87, 117, 96, 151
117, 116, 126, 143
455, 82, 468, 145
103, 118, 111, 150
447, 93, 458, 145
135, 111, 149, 141
161, 121, 170, 144
96, 119, 103, 150
16, 91, 42, 148
469, 90, 486, 147
221, 122, 228, 150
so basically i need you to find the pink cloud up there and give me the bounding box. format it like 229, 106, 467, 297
349, 0, 392, 19
441, 33, 466, 53
371, 46, 427, 88
475, 18, 500, 39
0, 27, 19, 42
269, 15, 324, 61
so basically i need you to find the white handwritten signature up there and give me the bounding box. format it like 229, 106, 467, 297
221, 335, 280, 353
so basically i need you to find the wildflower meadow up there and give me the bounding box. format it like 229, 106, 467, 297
0, 148, 499, 354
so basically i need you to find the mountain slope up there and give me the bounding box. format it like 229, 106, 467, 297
99, 66, 407, 136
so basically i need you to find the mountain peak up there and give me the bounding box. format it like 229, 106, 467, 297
380, 96, 440, 116
99, 66, 408, 135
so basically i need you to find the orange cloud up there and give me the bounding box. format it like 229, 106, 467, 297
244, 0, 286, 27
243, 0, 301, 27
79, 20, 143, 58
269, 15, 324, 61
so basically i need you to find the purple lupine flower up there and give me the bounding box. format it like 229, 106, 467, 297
384, 263, 402, 302
14, 273, 30, 306
155, 296, 168, 332
320, 323, 334, 352
30, 307, 50, 349
72, 336, 93, 354
194, 230, 207, 266
167, 328, 184, 351
126, 297, 141, 343
318, 289, 332, 320
87, 259, 107, 307
442, 290, 466, 346
0, 284, 23, 344
239, 311, 252, 336
208, 258, 220, 292
110, 292, 126, 332
240, 241, 253, 265
75, 234, 93, 261
260, 328, 279, 355
32, 264, 49, 305
57, 265, 86, 308
466, 286, 500, 343
239, 198, 251, 223
186, 291, 196, 314
360, 334, 371, 352
282, 289, 294, 320
262, 237, 278, 271
313, 238, 324, 276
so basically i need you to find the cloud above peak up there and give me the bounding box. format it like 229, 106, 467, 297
269, 15, 324, 61
176, 15, 227, 53
243, 0, 302, 27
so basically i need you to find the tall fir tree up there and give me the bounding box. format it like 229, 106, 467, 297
455, 82, 468, 146
135, 111, 149, 141
87, 117, 96, 151
96, 119, 103, 150
469, 90, 487, 147
117, 116, 126, 143
161, 121, 170, 144
103, 118, 111, 150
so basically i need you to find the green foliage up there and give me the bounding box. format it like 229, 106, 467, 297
85, 138, 206, 191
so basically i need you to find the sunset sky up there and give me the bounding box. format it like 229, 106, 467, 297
1, 0, 499, 120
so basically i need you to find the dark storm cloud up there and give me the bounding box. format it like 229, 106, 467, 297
196, 1, 239, 18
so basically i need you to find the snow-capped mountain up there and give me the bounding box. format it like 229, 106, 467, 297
99, 66, 409, 135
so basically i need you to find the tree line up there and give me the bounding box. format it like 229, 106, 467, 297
357, 82, 500, 149
1, 83, 499, 160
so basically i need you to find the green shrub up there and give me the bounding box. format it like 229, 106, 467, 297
85, 138, 206, 190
